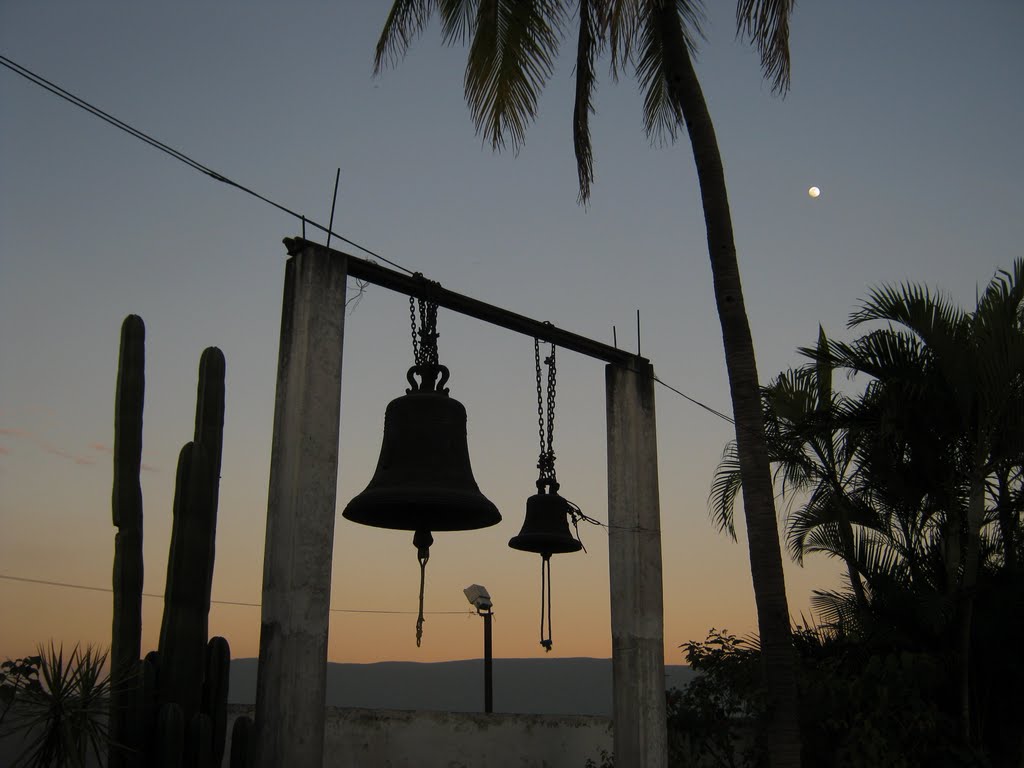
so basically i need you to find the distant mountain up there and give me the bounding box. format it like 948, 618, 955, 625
230, 658, 694, 717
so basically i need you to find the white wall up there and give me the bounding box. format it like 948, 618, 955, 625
226, 705, 612, 768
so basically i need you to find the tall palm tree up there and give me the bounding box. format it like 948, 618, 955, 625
373, 2, 801, 765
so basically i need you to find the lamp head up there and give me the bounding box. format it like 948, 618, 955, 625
463, 584, 492, 612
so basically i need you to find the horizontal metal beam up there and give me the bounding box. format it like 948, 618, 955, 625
284, 238, 643, 367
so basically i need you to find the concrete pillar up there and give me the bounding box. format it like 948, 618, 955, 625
605, 361, 667, 768
255, 244, 347, 767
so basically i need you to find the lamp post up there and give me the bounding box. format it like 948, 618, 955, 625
463, 584, 493, 714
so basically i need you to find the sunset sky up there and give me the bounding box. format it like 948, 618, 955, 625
2, 1, 1022, 665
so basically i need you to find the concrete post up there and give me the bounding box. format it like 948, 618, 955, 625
255, 244, 347, 767
605, 360, 667, 768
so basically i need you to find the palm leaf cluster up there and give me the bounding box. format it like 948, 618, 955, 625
711, 260, 1024, 754
374, 0, 791, 203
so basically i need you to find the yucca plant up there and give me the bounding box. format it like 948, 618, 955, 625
4, 643, 110, 768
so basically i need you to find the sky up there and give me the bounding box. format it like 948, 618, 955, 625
1, 1, 1022, 666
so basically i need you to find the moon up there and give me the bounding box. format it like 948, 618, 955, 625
808, 186, 821, 198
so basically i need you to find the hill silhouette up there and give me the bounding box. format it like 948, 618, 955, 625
229, 657, 694, 716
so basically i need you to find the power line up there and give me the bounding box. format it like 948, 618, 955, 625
0, 573, 470, 616
0, 54, 415, 277
0, 54, 738, 430
653, 375, 734, 425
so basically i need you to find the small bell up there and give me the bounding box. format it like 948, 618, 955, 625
509, 480, 583, 557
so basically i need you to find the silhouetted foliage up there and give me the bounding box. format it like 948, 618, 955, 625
1, 644, 110, 768
670, 627, 997, 767
0, 655, 42, 727
709, 260, 1024, 765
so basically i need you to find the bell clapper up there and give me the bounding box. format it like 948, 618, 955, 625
414, 529, 433, 647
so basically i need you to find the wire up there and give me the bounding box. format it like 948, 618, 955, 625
0, 573, 470, 616
653, 375, 735, 425
0, 55, 743, 433
0, 54, 414, 276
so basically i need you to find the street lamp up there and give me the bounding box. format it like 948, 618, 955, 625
463, 584, 493, 714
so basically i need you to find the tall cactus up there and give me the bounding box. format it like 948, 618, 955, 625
158, 348, 225, 721
109, 318, 246, 767
110, 314, 145, 768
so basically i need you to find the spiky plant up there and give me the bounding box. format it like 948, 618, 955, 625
5, 643, 110, 768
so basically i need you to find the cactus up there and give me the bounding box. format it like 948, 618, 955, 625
186, 713, 214, 768
137, 651, 160, 757
110, 315, 145, 768
159, 348, 225, 721
203, 636, 231, 766
157, 703, 185, 768
229, 716, 256, 768
109, 318, 233, 767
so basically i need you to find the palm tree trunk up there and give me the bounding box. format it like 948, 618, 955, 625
665, 29, 802, 768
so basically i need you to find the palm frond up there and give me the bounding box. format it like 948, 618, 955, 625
438, 0, 477, 44
573, 0, 599, 203
708, 441, 742, 540
975, 258, 1024, 323
375, 0, 438, 73
735, 0, 794, 94
786, 487, 841, 563
635, 0, 704, 145
464, 0, 567, 152
829, 331, 927, 384
810, 588, 861, 633
849, 282, 967, 343
603, 0, 641, 80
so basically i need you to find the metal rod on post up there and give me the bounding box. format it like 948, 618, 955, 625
483, 609, 493, 714
606, 359, 667, 768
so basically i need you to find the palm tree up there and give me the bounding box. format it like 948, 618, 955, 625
373, 3, 802, 765
711, 327, 874, 611
728, 262, 1024, 750
824, 259, 1024, 746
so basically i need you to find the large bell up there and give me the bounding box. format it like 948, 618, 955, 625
508, 484, 583, 557
343, 365, 501, 532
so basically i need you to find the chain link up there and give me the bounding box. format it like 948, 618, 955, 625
410, 294, 439, 367
534, 338, 557, 483
546, 345, 556, 458
409, 296, 420, 363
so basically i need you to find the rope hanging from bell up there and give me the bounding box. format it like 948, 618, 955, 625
414, 529, 432, 647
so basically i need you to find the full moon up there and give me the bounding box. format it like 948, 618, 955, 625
808, 186, 821, 198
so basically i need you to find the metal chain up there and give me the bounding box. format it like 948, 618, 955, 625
534, 338, 557, 483
545, 345, 556, 459
409, 296, 420, 364
410, 295, 439, 367
535, 338, 544, 462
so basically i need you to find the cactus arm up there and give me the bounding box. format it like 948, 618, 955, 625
203, 636, 230, 766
